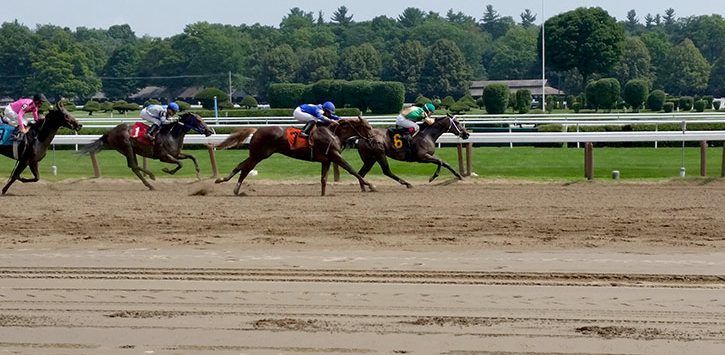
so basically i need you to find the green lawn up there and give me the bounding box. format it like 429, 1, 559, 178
2, 147, 722, 182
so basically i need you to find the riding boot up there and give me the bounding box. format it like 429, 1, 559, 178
145, 124, 159, 141
300, 121, 315, 137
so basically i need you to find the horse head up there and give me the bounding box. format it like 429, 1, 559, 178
44, 101, 82, 132
336, 116, 375, 141
179, 113, 214, 137
436, 113, 469, 140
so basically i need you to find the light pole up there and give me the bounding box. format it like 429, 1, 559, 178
541, 0, 546, 111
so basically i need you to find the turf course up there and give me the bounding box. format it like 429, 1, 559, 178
1, 146, 723, 182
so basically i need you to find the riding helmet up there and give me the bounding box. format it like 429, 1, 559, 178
424, 102, 436, 113
167, 102, 180, 112
322, 101, 336, 113
33, 93, 48, 103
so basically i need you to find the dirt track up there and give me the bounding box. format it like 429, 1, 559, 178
1, 178, 724, 354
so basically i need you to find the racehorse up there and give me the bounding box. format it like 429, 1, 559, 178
214, 117, 377, 196
356, 114, 470, 187
79, 112, 213, 190
1, 101, 82, 195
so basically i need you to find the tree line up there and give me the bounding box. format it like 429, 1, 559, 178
0, 5, 723, 103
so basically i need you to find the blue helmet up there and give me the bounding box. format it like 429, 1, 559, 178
167, 102, 180, 112
322, 101, 336, 113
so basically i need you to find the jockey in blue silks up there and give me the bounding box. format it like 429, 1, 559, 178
293, 101, 340, 137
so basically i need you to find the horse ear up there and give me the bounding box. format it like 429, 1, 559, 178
56, 101, 63, 110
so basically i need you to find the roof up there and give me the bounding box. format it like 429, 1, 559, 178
470, 79, 565, 96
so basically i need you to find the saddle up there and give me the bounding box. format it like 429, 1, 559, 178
286, 127, 311, 151
130, 122, 154, 146
387, 127, 416, 161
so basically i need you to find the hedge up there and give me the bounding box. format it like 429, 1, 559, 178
367, 81, 405, 114
188, 108, 361, 118
647, 90, 666, 111
269, 80, 404, 114
694, 100, 706, 112
623, 79, 649, 112
268, 83, 307, 109
679, 96, 694, 111
663, 102, 675, 113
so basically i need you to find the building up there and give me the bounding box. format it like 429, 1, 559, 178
470, 79, 565, 98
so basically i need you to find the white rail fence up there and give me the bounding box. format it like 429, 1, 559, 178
51, 130, 725, 181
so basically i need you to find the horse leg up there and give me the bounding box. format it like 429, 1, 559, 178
177, 152, 201, 180
18, 161, 40, 183
357, 158, 375, 178
161, 154, 183, 175
2, 160, 28, 195
320, 161, 331, 196
420, 154, 463, 182
379, 157, 412, 188
328, 152, 377, 193
122, 148, 155, 190
231, 158, 263, 196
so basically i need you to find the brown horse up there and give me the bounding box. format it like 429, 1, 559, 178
356, 114, 470, 187
79, 113, 213, 190
1, 102, 82, 194
214, 117, 377, 196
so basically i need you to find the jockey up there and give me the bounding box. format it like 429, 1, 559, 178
396, 102, 435, 136
3, 94, 47, 134
140, 102, 180, 141
293, 101, 340, 137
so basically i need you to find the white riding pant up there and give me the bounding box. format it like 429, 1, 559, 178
293, 107, 317, 123
3, 106, 23, 127
396, 115, 419, 133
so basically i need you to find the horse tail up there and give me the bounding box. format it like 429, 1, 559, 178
78, 134, 108, 156
216, 128, 257, 150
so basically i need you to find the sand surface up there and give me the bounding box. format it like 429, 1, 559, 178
0, 178, 724, 354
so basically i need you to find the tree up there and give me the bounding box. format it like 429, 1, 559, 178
644, 13, 655, 29
640, 31, 672, 89
647, 90, 666, 111
420, 39, 471, 98
515, 89, 532, 114
102, 44, 140, 99
625, 10, 641, 34
297, 47, 338, 83
663, 8, 676, 27
386, 41, 426, 99
398, 7, 426, 27
543, 7, 625, 84
623, 79, 649, 112
337, 43, 382, 81
0, 21, 35, 97
708, 57, 725, 97
446, 10, 476, 26
488, 27, 537, 80
660, 39, 711, 95
281, 7, 314, 30
520, 9, 537, 28
674, 15, 725, 63
481, 5, 514, 39
107, 24, 136, 43
586, 78, 621, 111
195, 87, 229, 109
263, 44, 299, 83
331, 6, 353, 25
613, 37, 653, 86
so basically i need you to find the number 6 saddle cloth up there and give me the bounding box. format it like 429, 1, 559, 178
387, 127, 416, 161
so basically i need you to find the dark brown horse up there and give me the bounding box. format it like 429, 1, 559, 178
1, 102, 82, 194
79, 113, 213, 190
214, 117, 377, 196
356, 114, 470, 187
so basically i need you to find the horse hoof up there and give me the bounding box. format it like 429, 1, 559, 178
405, 184, 413, 189
368, 185, 377, 192
214, 178, 225, 184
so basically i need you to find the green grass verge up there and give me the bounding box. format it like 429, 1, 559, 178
2, 147, 723, 182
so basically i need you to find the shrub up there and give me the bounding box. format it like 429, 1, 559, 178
679, 96, 694, 111
144, 99, 161, 107
82, 100, 101, 115
449, 101, 471, 114
112, 100, 138, 114
646, 90, 666, 111
268, 83, 307, 108
515, 89, 532, 114
441, 96, 455, 109
703, 95, 714, 108
623, 79, 649, 112
100, 101, 114, 112
694, 99, 706, 112
195, 87, 229, 109
715, 101, 722, 110
572, 102, 581, 113
239, 95, 258, 109
368, 81, 405, 114
545, 96, 555, 113
586, 78, 620, 111
475, 97, 485, 109
415, 94, 432, 106
483, 84, 509, 114
566, 95, 577, 108
59, 99, 76, 112
663, 102, 675, 113
459, 94, 479, 109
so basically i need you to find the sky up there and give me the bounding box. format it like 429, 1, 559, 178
1, 0, 722, 37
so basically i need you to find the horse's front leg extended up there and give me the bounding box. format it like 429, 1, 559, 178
420, 154, 462, 182
2, 160, 28, 195
18, 161, 40, 183
177, 152, 201, 180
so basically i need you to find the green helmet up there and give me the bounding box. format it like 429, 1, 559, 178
424, 102, 436, 113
